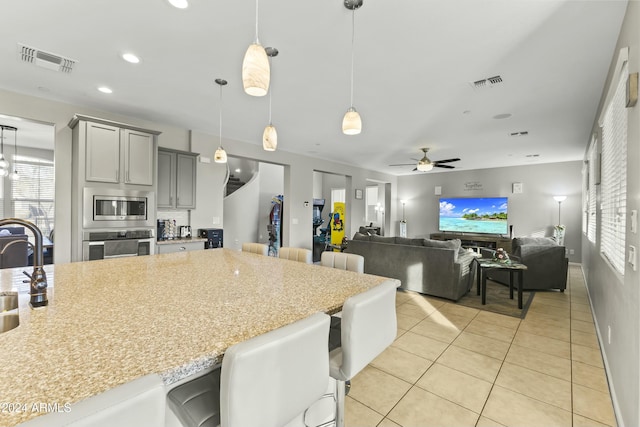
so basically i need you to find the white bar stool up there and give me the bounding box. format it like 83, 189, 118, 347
329, 280, 397, 427
167, 312, 331, 427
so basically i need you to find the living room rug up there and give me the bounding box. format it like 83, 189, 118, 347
453, 279, 535, 319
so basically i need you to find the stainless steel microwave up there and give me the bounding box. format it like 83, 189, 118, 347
83, 188, 155, 228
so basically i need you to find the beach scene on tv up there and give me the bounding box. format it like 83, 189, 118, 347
439, 197, 508, 235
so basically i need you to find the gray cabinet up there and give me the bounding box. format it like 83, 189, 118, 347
80, 117, 156, 186
157, 148, 198, 209
156, 240, 204, 254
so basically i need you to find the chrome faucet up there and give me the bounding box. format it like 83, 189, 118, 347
0, 218, 48, 307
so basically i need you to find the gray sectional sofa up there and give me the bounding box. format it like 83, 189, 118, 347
486, 237, 568, 291
345, 233, 476, 301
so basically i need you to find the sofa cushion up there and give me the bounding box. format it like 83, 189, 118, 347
423, 238, 461, 250
515, 237, 557, 247
352, 232, 370, 241
395, 237, 424, 246
370, 235, 396, 244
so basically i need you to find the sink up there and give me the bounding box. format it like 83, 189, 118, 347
0, 291, 19, 333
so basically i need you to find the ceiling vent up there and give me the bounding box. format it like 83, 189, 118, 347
18, 44, 77, 73
470, 75, 503, 89
509, 131, 529, 137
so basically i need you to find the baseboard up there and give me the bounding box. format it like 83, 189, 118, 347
581, 266, 624, 427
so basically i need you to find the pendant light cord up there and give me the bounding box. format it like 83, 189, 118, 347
255, 0, 260, 43
268, 57, 273, 125
0, 127, 4, 158
350, 8, 355, 108
219, 84, 224, 149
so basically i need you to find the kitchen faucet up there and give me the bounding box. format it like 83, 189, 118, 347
0, 218, 48, 307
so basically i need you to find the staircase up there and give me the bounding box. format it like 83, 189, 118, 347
226, 174, 246, 196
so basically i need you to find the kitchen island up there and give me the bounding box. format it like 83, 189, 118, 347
0, 249, 398, 426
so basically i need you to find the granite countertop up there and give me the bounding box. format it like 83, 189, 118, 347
0, 249, 397, 426
156, 237, 207, 245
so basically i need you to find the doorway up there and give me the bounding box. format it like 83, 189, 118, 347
0, 114, 55, 263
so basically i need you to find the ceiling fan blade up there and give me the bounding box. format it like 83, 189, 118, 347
434, 164, 455, 169
433, 158, 461, 164
389, 163, 416, 166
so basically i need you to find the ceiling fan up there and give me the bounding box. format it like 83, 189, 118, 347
389, 148, 460, 172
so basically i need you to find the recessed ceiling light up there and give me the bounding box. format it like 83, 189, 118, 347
122, 53, 140, 64
168, 0, 188, 8
98, 86, 113, 94
235, 168, 241, 173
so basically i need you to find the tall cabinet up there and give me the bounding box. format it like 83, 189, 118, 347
157, 148, 198, 210
68, 114, 161, 261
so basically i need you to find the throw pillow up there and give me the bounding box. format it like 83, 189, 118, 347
352, 232, 370, 241
370, 235, 396, 244
422, 238, 461, 250
395, 237, 424, 246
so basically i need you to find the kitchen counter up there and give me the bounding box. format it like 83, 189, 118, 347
0, 249, 397, 426
156, 237, 207, 245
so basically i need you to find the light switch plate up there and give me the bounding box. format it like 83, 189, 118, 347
434, 186, 442, 195
629, 245, 637, 271
631, 210, 637, 233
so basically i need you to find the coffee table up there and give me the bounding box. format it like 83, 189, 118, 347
475, 258, 528, 309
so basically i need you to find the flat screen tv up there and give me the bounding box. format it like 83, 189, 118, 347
439, 197, 508, 235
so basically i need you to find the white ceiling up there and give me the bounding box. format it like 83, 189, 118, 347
0, 0, 628, 174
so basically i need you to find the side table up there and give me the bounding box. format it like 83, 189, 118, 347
474, 258, 528, 309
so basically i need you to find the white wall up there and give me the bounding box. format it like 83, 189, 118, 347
397, 161, 583, 261
223, 170, 260, 250
581, 2, 639, 426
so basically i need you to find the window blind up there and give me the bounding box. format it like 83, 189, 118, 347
587, 141, 598, 243
600, 61, 628, 275
10, 154, 55, 236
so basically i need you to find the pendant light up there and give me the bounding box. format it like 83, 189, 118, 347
263, 47, 278, 152
242, 0, 270, 97
0, 126, 13, 177
214, 78, 228, 164
342, 0, 363, 135
8, 127, 19, 181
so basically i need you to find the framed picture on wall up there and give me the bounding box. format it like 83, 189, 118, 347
355, 189, 363, 200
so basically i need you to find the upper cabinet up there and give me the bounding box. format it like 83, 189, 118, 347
70, 114, 160, 187
157, 148, 198, 210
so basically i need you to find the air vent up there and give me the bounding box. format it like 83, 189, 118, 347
18, 44, 77, 73
470, 75, 503, 89
509, 131, 529, 137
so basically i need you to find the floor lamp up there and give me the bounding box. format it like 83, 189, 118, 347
399, 200, 407, 237
553, 195, 567, 245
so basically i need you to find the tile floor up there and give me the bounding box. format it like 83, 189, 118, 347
345, 265, 617, 427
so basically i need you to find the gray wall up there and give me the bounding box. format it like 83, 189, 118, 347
0, 89, 397, 262
397, 161, 583, 262
581, 2, 639, 426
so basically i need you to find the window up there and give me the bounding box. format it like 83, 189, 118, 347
2, 150, 55, 237
599, 58, 627, 275
330, 188, 345, 212
587, 139, 598, 243
365, 186, 378, 224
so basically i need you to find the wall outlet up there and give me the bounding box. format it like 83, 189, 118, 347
608, 325, 611, 345
199, 156, 211, 164
212, 216, 220, 224
569, 249, 575, 255
292, 218, 299, 225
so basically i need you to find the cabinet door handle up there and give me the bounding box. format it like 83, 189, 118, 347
116, 168, 119, 181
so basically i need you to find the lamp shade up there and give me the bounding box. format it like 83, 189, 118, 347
214, 147, 227, 163
342, 107, 362, 135
417, 162, 433, 172
553, 195, 567, 202
242, 43, 270, 97
263, 125, 277, 151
